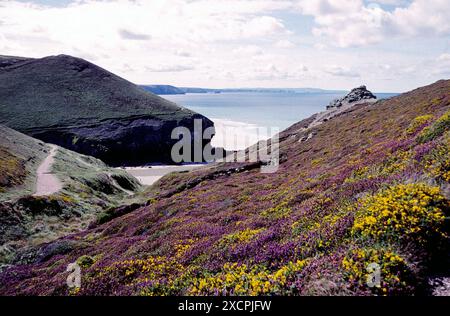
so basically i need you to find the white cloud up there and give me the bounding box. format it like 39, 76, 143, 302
118, 29, 151, 41
174, 50, 192, 57
0, 0, 447, 91
313, 43, 327, 50
295, 0, 389, 47
145, 65, 194, 72
0, 0, 293, 84
325, 66, 360, 78
392, 0, 450, 37
433, 53, 450, 76
431, 68, 450, 76
247, 62, 309, 81
437, 53, 450, 62
242, 16, 287, 38
369, 0, 407, 5
0, 0, 290, 56
232, 45, 264, 56
274, 39, 295, 48
295, 0, 450, 47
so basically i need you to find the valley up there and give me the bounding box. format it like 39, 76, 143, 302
1, 78, 448, 296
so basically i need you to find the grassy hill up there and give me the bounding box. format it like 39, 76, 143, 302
0, 80, 449, 295
0, 54, 213, 166
0, 125, 51, 199
0, 125, 142, 265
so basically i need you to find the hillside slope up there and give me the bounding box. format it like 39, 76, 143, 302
0, 80, 449, 295
0, 54, 213, 166
0, 125, 142, 265
0, 125, 56, 199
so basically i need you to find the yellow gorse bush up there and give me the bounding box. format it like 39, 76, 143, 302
345, 150, 414, 183
189, 260, 308, 295
220, 228, 264, 246
174, 238, 197, 258
261, 201, 292, 219
352, 183, 449, 244
342, 247, 413, 295
405, 114, 433, 135
102, 256, 183, 287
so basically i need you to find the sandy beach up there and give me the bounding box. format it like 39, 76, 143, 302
122, 164, 206, 185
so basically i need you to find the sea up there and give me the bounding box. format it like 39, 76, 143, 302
164, 92, 398, 151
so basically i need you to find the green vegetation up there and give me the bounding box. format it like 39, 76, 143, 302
0, 125, 143, 264
77, 255, 95, 269
1, 80, 449, 296
351, 183, 449, 245
0, 55, 193, 130
0, 146, 26, 191
0, 54, 213, 165
0, 125, 48, 199
417, 110, 450, 143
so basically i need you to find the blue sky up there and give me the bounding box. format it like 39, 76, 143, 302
1, 0, 449, 92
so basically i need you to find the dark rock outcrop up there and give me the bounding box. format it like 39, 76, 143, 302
306, 86, 377, 128
326, 85, 376, 109
0, 54, 214, 166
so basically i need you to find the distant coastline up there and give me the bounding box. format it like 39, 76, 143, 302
163, 91, 399, 150
140, 84, 347, 95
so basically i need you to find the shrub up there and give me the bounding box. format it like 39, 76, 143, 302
405, 114, 433, 135
417, 110, 450, 143
351, 183, 449, 245
220, 228, 264, 246
261, 201, 291, 219
0, 147, 26, 189
80, 256, 183, 295
94, 203, 142, 226
342, 247, 415, 295
188, 260, 308, 295
423, 132, 450, 182
17, 195, 64, 216
77, 255, 95, 268
95, 211, 115, 225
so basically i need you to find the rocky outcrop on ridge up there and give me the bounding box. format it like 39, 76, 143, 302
307, 85, 377, 129
326, 85, 376, 110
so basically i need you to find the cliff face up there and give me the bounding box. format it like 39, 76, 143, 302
0, 55, 214, 166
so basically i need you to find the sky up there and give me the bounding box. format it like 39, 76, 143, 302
0, 0, 449, 92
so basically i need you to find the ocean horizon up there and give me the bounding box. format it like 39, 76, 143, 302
164, 91, 398, 150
